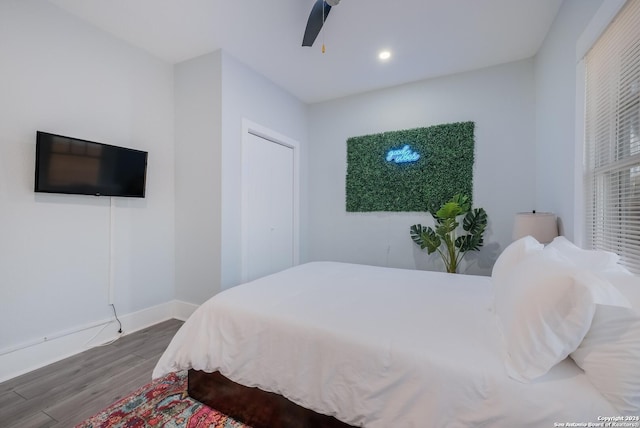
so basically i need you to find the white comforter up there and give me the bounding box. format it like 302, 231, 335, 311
153, 262, 616, 427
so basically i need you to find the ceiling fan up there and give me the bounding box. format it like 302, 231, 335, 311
302, 0, 341, 47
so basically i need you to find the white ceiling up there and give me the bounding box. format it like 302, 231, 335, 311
47, 0, 563, 104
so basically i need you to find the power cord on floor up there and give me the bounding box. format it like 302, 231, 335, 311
111, 303, 123, 334
83, 304, 124, 348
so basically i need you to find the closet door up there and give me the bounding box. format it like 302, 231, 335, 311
243, 131, 295, 281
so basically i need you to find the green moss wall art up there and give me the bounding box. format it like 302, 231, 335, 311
346, 121, 475, 212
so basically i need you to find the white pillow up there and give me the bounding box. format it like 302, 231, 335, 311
492, 236, 543, 288
599, 272, 640, 309
495, 249, 593, 382
494, 248, 630, 382
546, 236, 629, 274
570, 304, 640, 414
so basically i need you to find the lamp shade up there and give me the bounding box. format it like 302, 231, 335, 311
512, 212, 558, 244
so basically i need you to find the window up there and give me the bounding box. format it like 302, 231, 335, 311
584, 0, 640, 273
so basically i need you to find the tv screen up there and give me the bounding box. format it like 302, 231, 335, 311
35, 131, 148, 198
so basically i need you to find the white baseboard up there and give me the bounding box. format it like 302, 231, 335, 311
0, 300, 195, 383
171, 299, 199, 321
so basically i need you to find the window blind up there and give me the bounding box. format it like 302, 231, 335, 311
584, 0, 640, 273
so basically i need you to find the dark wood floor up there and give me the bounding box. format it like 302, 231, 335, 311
0, 318, 183, 428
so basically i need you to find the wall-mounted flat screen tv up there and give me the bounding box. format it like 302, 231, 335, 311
35, 131, 148, 198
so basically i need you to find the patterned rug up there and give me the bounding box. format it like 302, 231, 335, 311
76, 371, 250, 428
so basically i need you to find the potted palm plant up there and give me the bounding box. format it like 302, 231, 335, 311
410, 194, 487, 273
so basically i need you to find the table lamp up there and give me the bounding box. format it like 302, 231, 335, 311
512, 211, 558, 244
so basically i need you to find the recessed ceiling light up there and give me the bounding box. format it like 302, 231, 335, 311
378, 50, 391, 61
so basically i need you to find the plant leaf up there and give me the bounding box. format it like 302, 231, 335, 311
410, 224, 441, 254
409, 224, 428, 248
421, 228, 441, 254
450, 194, 471, 213
435, 218, 458, 236
463, 208, 488, 234
456, 233, 484, 252
436, 202, 462, 219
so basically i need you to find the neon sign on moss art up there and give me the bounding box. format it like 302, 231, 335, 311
346, 122, 475, 212
386, 145, 420, 163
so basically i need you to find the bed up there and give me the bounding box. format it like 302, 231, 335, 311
153, 239, 640, 427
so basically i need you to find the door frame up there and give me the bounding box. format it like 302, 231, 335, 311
240, 119, 300, 283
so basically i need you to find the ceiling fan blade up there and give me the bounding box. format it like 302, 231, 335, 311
302, 0, 331, 47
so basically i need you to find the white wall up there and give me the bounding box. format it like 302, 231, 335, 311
533, 0, 603, 240
220, 51, 308, 289
172, 50, 308, 296
307, 60, 536, 275
0, 1, 174, 376
174, 52, 223, 303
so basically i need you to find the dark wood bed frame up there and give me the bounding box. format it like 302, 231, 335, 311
188, 369, 358, 428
